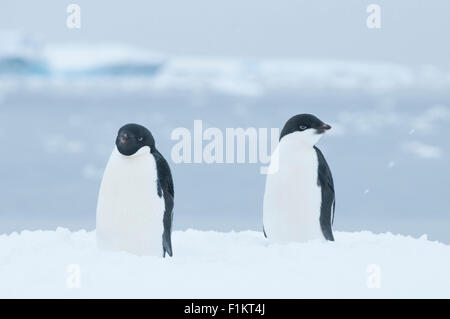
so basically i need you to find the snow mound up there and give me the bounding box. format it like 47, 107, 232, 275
0, 229, 449, 298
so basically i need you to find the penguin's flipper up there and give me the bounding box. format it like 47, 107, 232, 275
153, 149, 175, 258
314, 146, 335, 241
263, 225, 267, 238
162, 205, 173, 257
161, 191, 174, 257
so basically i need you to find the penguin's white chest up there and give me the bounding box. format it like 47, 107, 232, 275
96, 146, 165, 256
263, 138, 324, 243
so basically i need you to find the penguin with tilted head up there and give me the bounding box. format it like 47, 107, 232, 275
263, 114, 335, 243
96, 124, 174, 257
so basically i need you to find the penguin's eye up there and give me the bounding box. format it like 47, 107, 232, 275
137, 137, 144, 142
299, 125, 308, 130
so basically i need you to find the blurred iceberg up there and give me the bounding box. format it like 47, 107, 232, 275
0, 32, 164, 77
44, 44, 165, 77
2, 32, 450, 96
0, 31, 49, 75
1, 32, 450, 94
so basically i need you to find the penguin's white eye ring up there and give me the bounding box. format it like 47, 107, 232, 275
138, 137, 144, 142
299, 125, 307, 130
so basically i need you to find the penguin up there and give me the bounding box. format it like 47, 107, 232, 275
263, 114, 335, 243
96, 123, 174, 257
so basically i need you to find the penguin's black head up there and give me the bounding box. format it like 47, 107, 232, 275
280, 114, 331, 145
116, 123, 155, 156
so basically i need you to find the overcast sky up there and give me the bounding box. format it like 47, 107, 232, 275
1, 0, 450, 65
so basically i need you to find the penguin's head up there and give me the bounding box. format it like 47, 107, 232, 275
116, 123, 155, 156
280, 114, 331, 146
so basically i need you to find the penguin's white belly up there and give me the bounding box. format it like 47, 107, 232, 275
96, 147, 165, 256
263, 144, 324, 243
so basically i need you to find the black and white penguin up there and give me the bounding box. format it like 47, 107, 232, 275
263, 114, 335, 243
96, 123, 174, 257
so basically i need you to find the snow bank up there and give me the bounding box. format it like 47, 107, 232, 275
0, 228, 449, 298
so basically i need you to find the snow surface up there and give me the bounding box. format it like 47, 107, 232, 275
0, 228, 449, 298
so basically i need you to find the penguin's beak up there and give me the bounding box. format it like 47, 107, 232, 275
119, 132, 129, 144
317, 123, 332, 133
